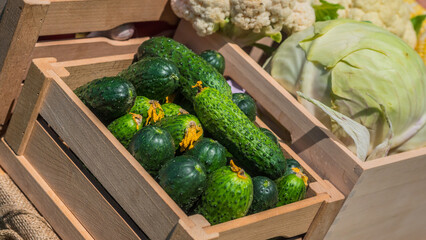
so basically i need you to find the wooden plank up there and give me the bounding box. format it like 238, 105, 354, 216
24, 121, 141, 239
248, 37, 273, 63
40, 0, 178, 36
0, 0, 49, 131
39, 74, 195, 240
4, 59, 54, 155
168, 218, 218, 240
174, 20, 363, 196
51, 54, 135, 90
304, 181, 345, 240
203, 194, 329, 239
33, 37, 145, 62
0, 138, 93, 240
325, 148, 426, 240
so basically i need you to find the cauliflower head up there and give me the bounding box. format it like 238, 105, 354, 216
313, 0, 417, 48
171, 0, 315, 46
170, 0, 231, 36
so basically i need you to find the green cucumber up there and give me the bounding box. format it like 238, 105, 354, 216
285, 158, 304, 176
199, 50, 225, 74
107, 113, 143, 148
196, 162, 253, 225
128, 126, 175, 176
185, 138, 227, 174
193, 87, 287, 179
119, 57, 180, 100
74, 76, 136, 124
130, 96, 164, 125
248, 176, 278, 214
232, 93, 257, 122
137, 37, 232, 101
155, 114, 203, 152
158, 156, 207, 212
162, 103, 188, 118
276, 173, 307, 207
259, 127, 279, 145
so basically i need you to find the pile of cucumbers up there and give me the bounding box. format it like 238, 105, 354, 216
74, 37, 308, 225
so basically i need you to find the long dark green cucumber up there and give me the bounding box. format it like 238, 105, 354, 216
193, 87, 287, 179
137, 37, 232, 101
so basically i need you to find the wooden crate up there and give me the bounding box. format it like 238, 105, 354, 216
171, 19, 426, 240
0, 33, 344, 239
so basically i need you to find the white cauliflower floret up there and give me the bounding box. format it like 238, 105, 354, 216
170, 0, 231, 36
283, 0, 316, 33
171, 0, 315, 46
313, 0, 417, 48
231, 0, 314, 34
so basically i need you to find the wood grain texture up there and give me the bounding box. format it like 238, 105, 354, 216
4, 59, 54, 155
39, 75, 193, 240
304, 181, 345, 240
174, 20, 363, 196
40, 0, 177, 36
325, 148, 426, 240
0, 0, 49, 130
0, 138, 92, 240
204, 194, 329, 239
51, 54, 135, 90
24, 122, 140, 239
33, 37, 145, 62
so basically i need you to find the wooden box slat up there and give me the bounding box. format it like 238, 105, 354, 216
40, 0, 178, 36
203, 193, 328, 239
0, 139, 92, 240
25, 121, 140, 239
32, 37, 145, 63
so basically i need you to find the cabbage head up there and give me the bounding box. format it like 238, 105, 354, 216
266, 19, 426, 160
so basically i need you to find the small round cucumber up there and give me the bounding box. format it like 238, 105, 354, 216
232, 93, 257, 122
200, 50, 225, 74
128, 126, 175, 176
158, 156, 207, 212
185, 138, 227, 174
248, 176, 278, 214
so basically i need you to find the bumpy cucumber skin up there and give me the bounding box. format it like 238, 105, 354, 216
196, 166, 253, 225
162, 103, 187, 118
259, 127, 279, 145
185, 138, 227, 174
276, 174, 306, 207
232, 93, 257, 122
74, 76, 136, 124
107, 113, 142, 149
158, 156, 207, 212
284, 158, 303, 176
194, 88, 287, 179
155, 114, 203, 151
248, 176, 278, 214
130, 96, 151, 119
137, 37, 232, 101
128, 126, 175, 175
200, 50, 225, 75
119, 57, 180, 100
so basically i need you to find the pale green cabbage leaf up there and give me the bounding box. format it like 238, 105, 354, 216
266, 19, 426, 161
